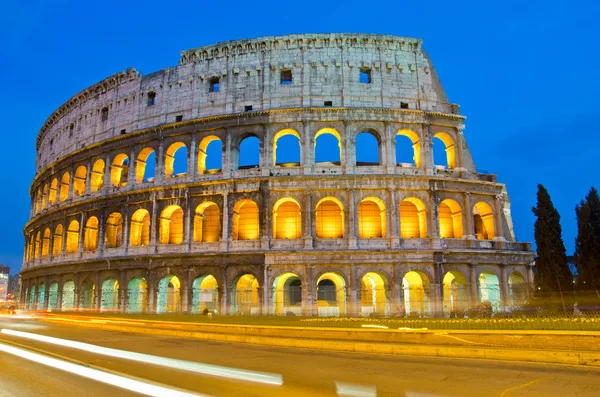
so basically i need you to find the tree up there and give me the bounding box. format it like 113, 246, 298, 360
575, 187, 600, 290
532, 184, 572, 292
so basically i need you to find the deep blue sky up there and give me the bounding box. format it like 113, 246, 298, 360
1, 0, 598, 274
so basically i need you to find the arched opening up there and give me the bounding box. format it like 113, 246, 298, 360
73, 166, 87, 197
442, 271, 468, 316
315, 128, 342, 165
396, 129, 421, 167
83, 216, 99, 251
194, 202, 221, 243
110, 154, 130, 187
273, 198, 301, 239
37, 283, 45, 309
52, 225, 63, 256
316, 272, 346, 317
126, 277, 148, 313
432, 132, 456, 169
192, 275, 219, 314
198, 136, 222, 174
232, 274, 260, 315
101, 278, 119, 312
41, 184, 48, 210
34, 232, 40, 259
165, 142, 188, 177
360, 272, 388, 316
35, 190, 41, 213
29, 285, 36, 310
157, 275, 181, 313
59, 172, 70, 202
508, 271, 526, 307
159, 205, 184, 244
90, 159, 105, 192
479, 271, 501, 311
62, 280, 75, 311
232, 199, 259, 240
358, 197, 386, 238
66, 220, 79, 253
79, 278, 95, 311
402, 271, 431, 316
48, 282, 59, 310
272, 273, 302, 316
41, 228, 51, 257
135, 148, 156, 183
399, 198, 428, 238
238, 136, 260, 169
105, 212, 123, 248
355, 131, 380, 166
439, 199, 464, 238
315, 197, 344, 238
49, 178, 58, 205
130, 209, 150, 246
473, 202, 495, 240
273, 129, 301, 166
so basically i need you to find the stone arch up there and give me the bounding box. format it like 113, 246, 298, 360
360, 272, 389, 316
194, 202, 221, 243
232, 273, 260, 315
41, 228, 51, 257
315, 197, 344, 238
66, 220, 79, 253
79, 277, 96, 310
83, 216, 99, 251
473, 201, 495, 240
165, 142, 188, 177
433, 132, 456, 169
110, 153, 129, 187
105, 212, 124, 248
355, 129, 382, 166
442, 270, 469, 315
73, 165, 87, 197
232, 199, 260, 240
273, 128, 301, 166
61, 280, 75, 310
316, 272, 346, 316
238, 135, 260, 169
479, 270, 501, 310
156, 275, 181, 313
399, 197, 428, 238
508, 271, 527, 307
101, 278, 119, 312
439, 199, 464, 238
198, 135, 222, 174
135, 147, 156, 183
402, 270, 431, 316
396, 129, 421, 167
49, 178, 58, 205
59, 171, 70, 202
314, 128, 342, 164
358, 197, 386, 238
126, 276, 148, 313
159, 205, 184, 244
273, 197, 302, 239
192, 275, 219, 314
90, 159, 105, 192
272, 272, 302, 316
52, 224, 63, 256
130, 209, 151, 246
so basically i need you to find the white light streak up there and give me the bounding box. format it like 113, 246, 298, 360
1, 328, 282, 386
360, 324, 389, 329
0, 342, 204, 397
336, 381, 377, 397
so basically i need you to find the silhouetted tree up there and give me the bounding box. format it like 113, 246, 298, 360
532, 184, 571, 292
575, 187, 600, 290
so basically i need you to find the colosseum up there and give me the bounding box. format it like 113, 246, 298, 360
21, 33, 534, 317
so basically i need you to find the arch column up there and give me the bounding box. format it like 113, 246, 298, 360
150, 196, 158, 251
95, 272, 102, 310
261, 123, 272, 176
103, 154, 111, 194
156, 141, 164, 184
463, 192, 475, 240
220, 193, 230, 251
182, 268, 190, 314
385, 121, 395, 173
85, 159, 93, 194
262, 264, 270, 315
423, 124, 433, 173
219, 269, 228, 315
343, 120, 352, 173
147, 272, 156, 314
119, 271, 128, 313
349, 266, 360, 316
500, 265, 509, 308
302, 121, 312, 175
347, 189, 358, 249
127, 148, 136, 189
494, 195, 505, 242
77, 213, 85, 254
302, 265, 314, 316
73, 273, 81, 310
469, 264, 479, 307
57, 277, 64, 312
67, 165, 74, 200
43, 276, 50, 310
388, 189, 400, 248
188, 135, 197, 181
223, 128, 232, 178
303, 190, 313, 248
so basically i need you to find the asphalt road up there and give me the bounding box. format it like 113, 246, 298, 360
1, 316, 599, 397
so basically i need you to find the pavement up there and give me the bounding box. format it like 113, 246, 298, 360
1, 316, 600, 396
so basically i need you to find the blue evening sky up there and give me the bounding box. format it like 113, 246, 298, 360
1, 0, 598, 274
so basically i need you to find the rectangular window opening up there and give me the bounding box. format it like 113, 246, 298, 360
209, 77, 220, 93
400, 102, 409, 109
147, 92, 156, 106
101, 107, 109, 122
175, 115, 183, 122
280, 69, 293, 85
120, 129, 127, 135
244, 105, 253, 112
324, 101, 333, 107
359, 68, 372, 84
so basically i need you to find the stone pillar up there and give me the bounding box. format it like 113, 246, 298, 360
261, 123, 271, 176
303, 190, 313, 248
260, 186, 271, 250
494, 195, 505, 241
119, 270, 128, 313
122, 209, 129, 253
463, 192, 474, 239
150, 196, 158, 251
188, 135, 197, 181
57, 277, 63, 312
347, 189, 358, 249
220, 193, 229, 251
182, 268, 190, 314
78, 213, 85, 254
85, 159, 93, 195
97, 209, 105, 256
301, 265, 313, 316
302, 121, 312, 175
433, 263, 443, 316
103, 154, 111, 193
263, 264, 270, 315
220, 268, 228, 315
147, 272, 155, 314
95, 272, 102, 310
156, 140, 165, 184
388, 189, 399, 248
343, 120, 352, 173
500, 265, 509, 309
422, 124, 433, 173
469, 264, 479, 308
67, 165, 75, 200
74, 273, 81, 311
185, 192, 192, 250
223, 128, 232, 178
428, 188, 440, 240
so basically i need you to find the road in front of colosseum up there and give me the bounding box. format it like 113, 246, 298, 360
0, 317, 599, 397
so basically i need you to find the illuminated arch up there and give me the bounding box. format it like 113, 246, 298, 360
35, 189, 41, 213
41, 228, 51, 257
79, 278, 95, 310
126, 276, 148, 313
130, 209, 150, 246
59, 172, 70, 202
110, 154, 129, 187
90, 159, 105, 192
396, 129, 421, 167
433, 132, 456, 169
439, 199, 464, 238
272, 272, 302, 316
232, 274, 260, 315
52, 224, 63, 256
442, 271, 468, 315
355, 130, 381, 165
165, 142, 188, 177
159, 205, 184, 244
198, 135, 222, 174
399, 198, 427, 238
135, 147, 156, 183
273, 198, 301, 239
360, 272, 389, 316
66, 220, 79, 253
73, 165, 87, 197
157, 275, 181, 313
232, 199, 259, 240
101, 278, 119, 312
315, 197, 344, 238
402, 270, 431, 316
105, 212, 124, 248
314, 128, 342, 164
358, 197, 386, 238
194, 202, 221, 242
273, 129, 301, 166
192, 275, 219, 314
49, 178, 58, 205
62, 280, 75, 310
83, 216, 99, 251
316, 272, 346, 316
479, 271, 500, 310
508, 271, 526, 306
473, 201, 495, 240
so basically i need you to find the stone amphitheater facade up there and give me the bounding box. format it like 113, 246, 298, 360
21, 33, 534, 317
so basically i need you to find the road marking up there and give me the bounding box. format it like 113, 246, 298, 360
335, 381, 377, 397
1, 328, 283, 386
500, 377, 550, 397
0, 342, 205, 397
